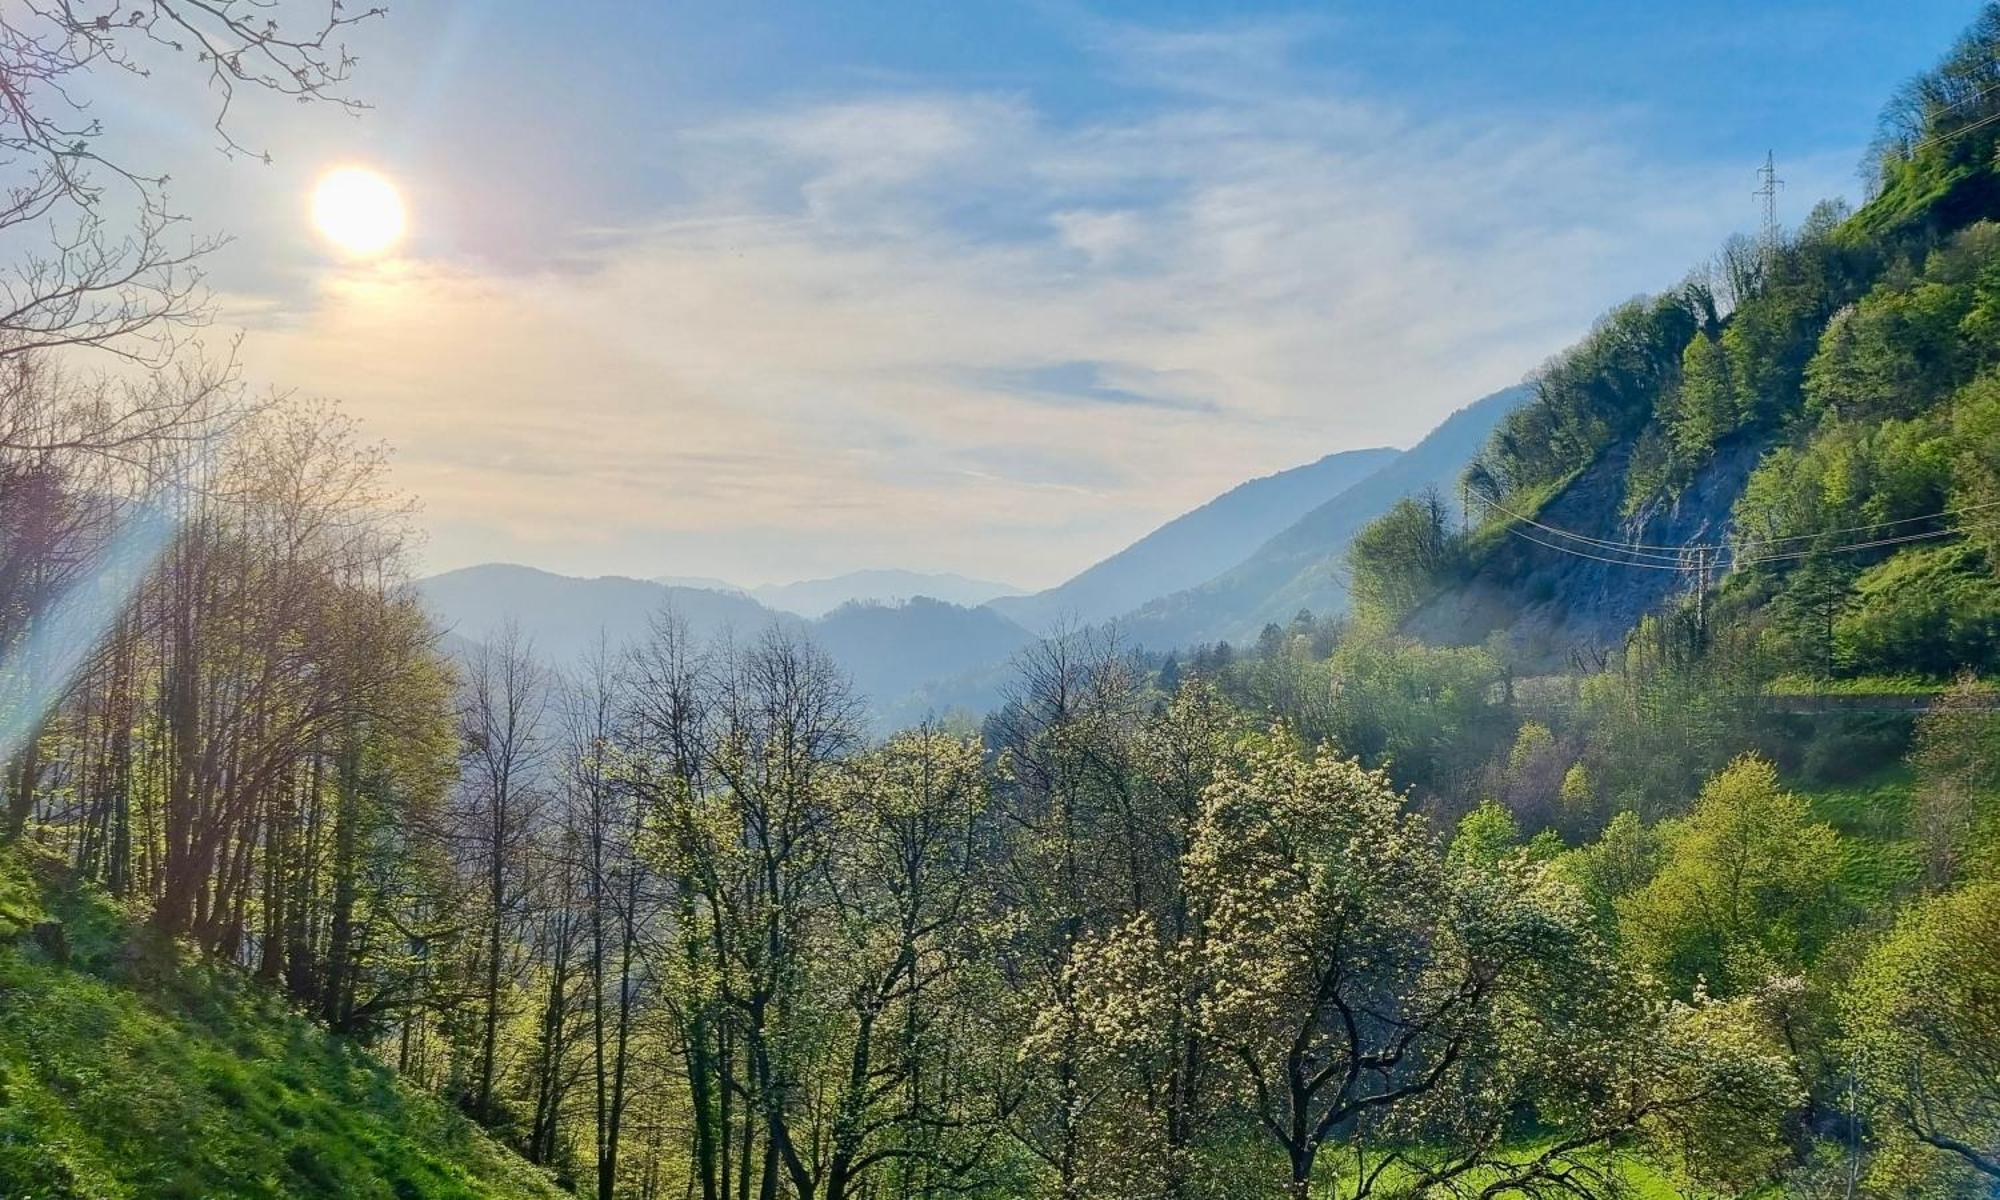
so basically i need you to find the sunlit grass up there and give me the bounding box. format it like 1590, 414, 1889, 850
0, 847, 564, 1200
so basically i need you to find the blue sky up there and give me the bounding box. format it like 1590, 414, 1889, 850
121, 1, 1986, 587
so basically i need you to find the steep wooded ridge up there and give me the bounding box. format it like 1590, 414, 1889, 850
1366, 12, 2000, 683
1405, 434, 1762, 665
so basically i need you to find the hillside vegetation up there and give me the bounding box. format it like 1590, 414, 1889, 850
5, 7, 2000, 1200
1348, 8, 2000, 696
0, 846, 563, 1200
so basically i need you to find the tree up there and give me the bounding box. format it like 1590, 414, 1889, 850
985, 627, 1143, 1200
1670, 329, 1735, 468
1619, 755, 1845, 997
1169, 736, 1792, 1198
1446, 800, 1523, 870
1558, 810, 1665, 931
1061, 678, 1240, 1199
809, 729, 997, 1200
1346, 489, 1458, 624
0, 1, 381, 370
633, 622, 863, 1200
1318, 630, 1510, 802
455, 622, 553, 1123
567, 640, 650, 1200
1842, 881, 2000, 1190
1489, 720, 1571, 836
1953, 370, 2000, 566
1907, 673, 2000, 887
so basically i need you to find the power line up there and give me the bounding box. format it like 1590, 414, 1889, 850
1476, 498, 1718, 555
1934, 76, 2000, 116
1473, 494, 2000, 557
1501, 527, 1704, 571
1874, 79, 2000, 162
1734, 524, 1972, 567
1475, 486, 1998, 571
1736, 499, 2000, 548
1906, 77, 2000, 135
1906, 104, 2000, 155
1500, 515, 1984, 572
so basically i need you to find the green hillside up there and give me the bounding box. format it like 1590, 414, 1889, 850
1365, 7, 2000, 695
6, 6, 2000, 1200
0, 846, 563, 1200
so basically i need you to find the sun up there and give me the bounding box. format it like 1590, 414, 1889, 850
310, 166, 407, 257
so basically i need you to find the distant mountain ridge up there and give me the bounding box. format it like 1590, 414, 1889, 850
654, 574, 744, 594
744, 569, 1024, 618
813, 596, 1033, 711
1112, 385, 1532, 649
991, 446, 1401, 632
415, 564, 1032, 723
424, 388, 1530, 717
419, 564, 785, 667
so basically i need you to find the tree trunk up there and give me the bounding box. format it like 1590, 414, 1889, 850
322, 744, 360, 1031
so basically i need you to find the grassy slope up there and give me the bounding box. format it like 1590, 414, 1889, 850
1795, 766, 1922, 906
1313, 1142, 1684, 1199
0, 847, 564, 1200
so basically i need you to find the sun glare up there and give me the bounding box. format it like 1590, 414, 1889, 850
310, 166, 407, 257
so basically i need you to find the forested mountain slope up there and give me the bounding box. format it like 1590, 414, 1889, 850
1405, 434, 1762, 665
813, 596, 1034, 710
1364, 13, 2000, 684
1116, 384, 1529, 648
0, 847, 564, 1200
990, 445, 1399, 631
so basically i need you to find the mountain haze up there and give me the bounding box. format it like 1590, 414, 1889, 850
813, 597, 1034, 710
748, 569, 1023, 618
416, 564, 1033, 719
991, 446, 1400, 631
419, 564, 787, 666
1115, 385, 1532, 648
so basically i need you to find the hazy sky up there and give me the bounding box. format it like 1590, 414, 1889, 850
114, 1, 1982, 588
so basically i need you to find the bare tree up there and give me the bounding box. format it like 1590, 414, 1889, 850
456, 621, 553, 1122
0, 1, 384, 367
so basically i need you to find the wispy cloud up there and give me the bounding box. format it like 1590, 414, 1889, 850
974, 361, 1219, 414
231, 18, 1858, 588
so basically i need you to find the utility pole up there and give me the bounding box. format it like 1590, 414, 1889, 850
1695, 546, 1705, 637
1754, 151, 1784, 251
1687, 545, 1710, 640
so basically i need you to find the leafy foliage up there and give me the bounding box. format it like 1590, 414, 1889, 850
1841, 882, 2000, 1193
1617, 756, 1845, 997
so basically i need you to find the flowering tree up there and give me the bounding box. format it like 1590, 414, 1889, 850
1080, 735, 1799, 1198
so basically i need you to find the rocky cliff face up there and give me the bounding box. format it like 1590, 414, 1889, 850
1407, 436, 1766, 667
